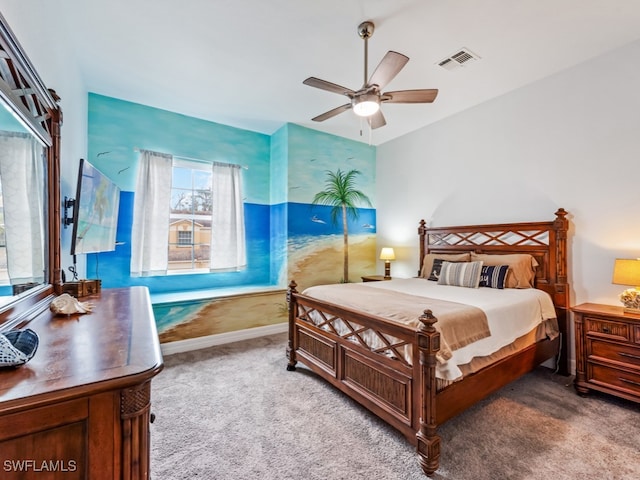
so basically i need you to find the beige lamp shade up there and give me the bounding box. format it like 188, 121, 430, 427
379, 247, 396, 261
612, 259, 640, 287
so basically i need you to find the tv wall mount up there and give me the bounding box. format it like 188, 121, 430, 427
63, 196, 75, 229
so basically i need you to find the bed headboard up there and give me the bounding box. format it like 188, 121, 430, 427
418, 209, 569, 312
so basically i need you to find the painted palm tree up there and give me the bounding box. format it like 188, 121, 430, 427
312, 169, 372, 282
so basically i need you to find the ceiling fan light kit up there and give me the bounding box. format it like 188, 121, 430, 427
303, 20, 438, 130
352, 93, 380, 117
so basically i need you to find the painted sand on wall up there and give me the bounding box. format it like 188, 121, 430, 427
158, 290, 287, 343
156, 233, 375, 343
287, 233, 376, 292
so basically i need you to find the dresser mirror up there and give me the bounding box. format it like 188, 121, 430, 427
0, 12, 61, 328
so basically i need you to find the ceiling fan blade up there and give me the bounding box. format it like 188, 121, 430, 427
311, 103, 352, 122
367, 51, 409, 90
368, 109, 386, 130
303, 77, 355, 97
382, 89, 439, 104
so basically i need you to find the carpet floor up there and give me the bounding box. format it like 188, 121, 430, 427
150, 333, 640, 479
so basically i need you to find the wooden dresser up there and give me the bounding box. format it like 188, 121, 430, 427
573, 302, 640, 403
0, 287, 163, 479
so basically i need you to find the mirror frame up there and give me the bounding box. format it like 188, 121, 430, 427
0, 12, 61, 329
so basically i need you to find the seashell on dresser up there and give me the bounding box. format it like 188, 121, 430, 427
50, 293, 94, 315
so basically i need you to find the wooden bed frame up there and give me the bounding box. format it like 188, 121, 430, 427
286, 209, 570, 476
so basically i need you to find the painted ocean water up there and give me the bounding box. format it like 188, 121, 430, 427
287, 202, 376, 237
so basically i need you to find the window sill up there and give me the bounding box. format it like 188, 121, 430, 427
150, 284, 285, 305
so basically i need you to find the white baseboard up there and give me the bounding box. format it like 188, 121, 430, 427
160, 322, 288, 356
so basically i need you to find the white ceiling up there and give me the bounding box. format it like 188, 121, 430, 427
50, 0, 640, 145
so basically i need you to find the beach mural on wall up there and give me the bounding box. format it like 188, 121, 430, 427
153, 290, 288, 344
86, 96, 376, 343
285, 124, 377, 292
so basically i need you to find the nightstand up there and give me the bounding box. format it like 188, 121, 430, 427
572, 303, 640, 404
361, 275, 391, 282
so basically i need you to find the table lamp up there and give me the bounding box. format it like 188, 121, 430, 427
612, 258, 640, 314
380, 247, 395, 280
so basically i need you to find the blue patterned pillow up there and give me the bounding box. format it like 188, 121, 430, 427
437, 261, 483, 288
479, 265, 509, 289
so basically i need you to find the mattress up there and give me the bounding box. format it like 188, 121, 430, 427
301, 277, 558, 381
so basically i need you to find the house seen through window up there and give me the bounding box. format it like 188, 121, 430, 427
168, 159, 212, 272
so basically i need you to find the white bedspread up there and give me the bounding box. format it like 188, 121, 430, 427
304, 278, 557, 381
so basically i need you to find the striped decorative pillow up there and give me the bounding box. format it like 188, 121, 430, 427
437, 261, 483, 288
479, 265, 509, 289
428, 258, 463, 281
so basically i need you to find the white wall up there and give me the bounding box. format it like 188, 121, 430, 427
377, 39, 640, 309
0, 2, 88, 277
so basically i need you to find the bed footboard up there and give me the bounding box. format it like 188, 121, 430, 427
286, 280, 442, 476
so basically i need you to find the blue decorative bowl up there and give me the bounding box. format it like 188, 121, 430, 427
0, 328, 39, 367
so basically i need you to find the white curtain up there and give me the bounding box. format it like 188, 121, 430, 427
0, 131, 46, 284
130, 150, 173, 276
210, 162, 246, 271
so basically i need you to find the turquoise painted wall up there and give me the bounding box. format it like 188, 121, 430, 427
87, 93, 271, 200
270, 125, 288, 284
286, 123, 376, 204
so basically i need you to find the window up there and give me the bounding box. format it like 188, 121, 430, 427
177, 230, 192, 246
131, 149, 246, 277
168, 160, 212, 272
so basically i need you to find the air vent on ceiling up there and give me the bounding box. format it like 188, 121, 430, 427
438, 48, 481, 71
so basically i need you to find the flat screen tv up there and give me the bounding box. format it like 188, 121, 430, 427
70, 158, 120, 255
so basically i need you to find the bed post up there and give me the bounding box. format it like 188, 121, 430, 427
416, 309, 441, 476
552, 208, 570, 375
418, 219, 427, 277
286, 280, 298, 371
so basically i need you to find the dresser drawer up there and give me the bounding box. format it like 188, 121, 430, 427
589, 339, 640, 369
588, 363, 640, 396
584, 317, 629, 341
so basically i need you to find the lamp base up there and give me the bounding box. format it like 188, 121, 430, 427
384, 261, 391, 280
619, 287, 640, 314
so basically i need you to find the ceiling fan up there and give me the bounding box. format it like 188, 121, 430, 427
303, 20, 438, 130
